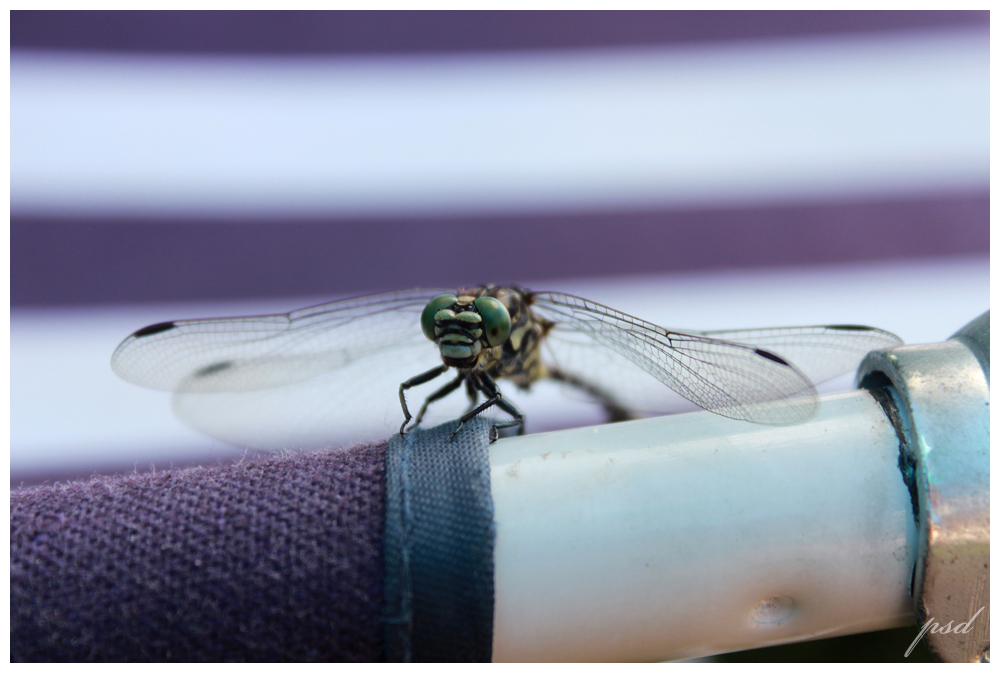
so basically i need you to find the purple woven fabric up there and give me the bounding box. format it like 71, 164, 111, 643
10, 441, 387, 662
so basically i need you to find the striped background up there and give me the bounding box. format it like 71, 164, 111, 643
11, 11, 989, 487
11, 10, 988, 306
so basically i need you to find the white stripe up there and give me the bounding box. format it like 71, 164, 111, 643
11, 27, 988, 217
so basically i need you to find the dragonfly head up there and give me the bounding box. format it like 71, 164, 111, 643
422, 293, 512, 367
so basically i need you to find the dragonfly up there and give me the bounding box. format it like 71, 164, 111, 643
111, 285, 903, 447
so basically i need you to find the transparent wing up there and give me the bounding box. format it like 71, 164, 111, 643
112, 288, 450, 392
689, 325, 903, 386
530, 292, 902, 425
112, 286, 905, 447
112, 289, 453, 448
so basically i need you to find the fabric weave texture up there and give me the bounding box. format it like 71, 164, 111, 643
383, 417, 496, 663
10, 441, 387, 662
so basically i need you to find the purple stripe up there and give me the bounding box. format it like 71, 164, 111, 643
11, 192, 988, 307
11, 11, 987, 55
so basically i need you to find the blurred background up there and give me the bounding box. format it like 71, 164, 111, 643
9, 10, 988, 660
11, 10, 989, 484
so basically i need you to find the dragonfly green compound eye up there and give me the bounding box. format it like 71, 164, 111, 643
474, 296, 511, 347
421, 294, 458, 340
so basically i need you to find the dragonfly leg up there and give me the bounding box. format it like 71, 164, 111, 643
547, 365, 633, 423
464, 377, 479, 413
452, 371, 525, 443
411, 372, 465, 430
493, 396, 526, 441
399, 363, 450, 435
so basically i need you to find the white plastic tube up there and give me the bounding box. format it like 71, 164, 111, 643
489, 389, 917, 662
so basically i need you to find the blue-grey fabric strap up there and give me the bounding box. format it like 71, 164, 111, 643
383, 417, 496, 662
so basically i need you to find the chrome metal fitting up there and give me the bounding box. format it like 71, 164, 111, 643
857, 311, 990, 662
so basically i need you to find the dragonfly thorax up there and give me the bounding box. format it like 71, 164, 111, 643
421, 293, 512, 369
